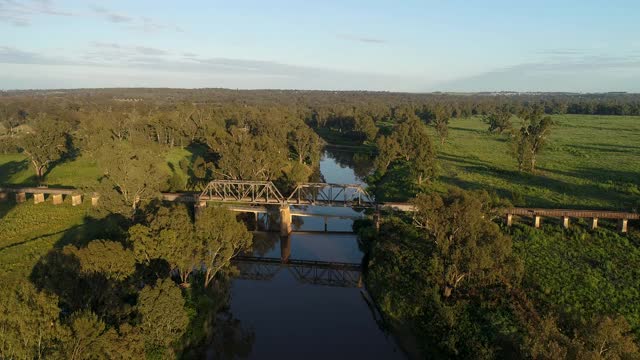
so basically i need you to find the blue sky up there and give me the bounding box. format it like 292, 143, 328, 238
1, 0, 639, 91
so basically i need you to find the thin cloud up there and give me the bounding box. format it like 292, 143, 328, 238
0, 0, 73, 26
90, 5, 132, 23
90, 4, 182, 32
438, 57, 640, 92
90, 42, 168, 56
338, 34, 386, 44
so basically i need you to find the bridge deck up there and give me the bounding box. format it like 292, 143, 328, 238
507, 208, 639, 220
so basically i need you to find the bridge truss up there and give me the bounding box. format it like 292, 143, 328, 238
199, 180, 375, 207
199, 180, 284, 204
287, 183, 374, 207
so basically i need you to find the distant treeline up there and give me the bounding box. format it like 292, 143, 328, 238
2, 88, 640, 116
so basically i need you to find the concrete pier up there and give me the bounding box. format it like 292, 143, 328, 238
91, 195, 99, 207
506, 213, 513, 226
16, 192, 26, 203
618, 219, 628, 233
534, 215, 542, 228
194, 200, 207, 218
562, 216, 570, 229
33, 193, 45, 204
591, 217, 598, 230
280, 206, 292, 236
71, 195, 82, 206
52, 194, 63, 205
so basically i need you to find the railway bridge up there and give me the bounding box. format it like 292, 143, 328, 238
1, 181, 637, 234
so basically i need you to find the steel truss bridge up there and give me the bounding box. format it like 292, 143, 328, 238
199, 180, 374, 207
233, 256, 362, 288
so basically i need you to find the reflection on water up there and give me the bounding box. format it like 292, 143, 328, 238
222, 150, 404, 359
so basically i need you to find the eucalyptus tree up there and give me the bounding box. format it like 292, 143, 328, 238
195, 206, 252, 288
15, 113, 71, 182
512, 115, 554, 172
287, 125, 322, 164
129, 204, 200, 285
412, 189, 520, 298
93, 139, 168, 216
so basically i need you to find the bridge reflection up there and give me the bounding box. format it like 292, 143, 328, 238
232, 256, 363, 288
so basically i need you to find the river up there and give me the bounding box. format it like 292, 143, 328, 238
221, 148, 405, 359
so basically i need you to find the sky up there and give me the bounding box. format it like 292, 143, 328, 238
1, 0, 640, 92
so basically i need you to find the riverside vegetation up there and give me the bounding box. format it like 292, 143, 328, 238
0, 89, 639, 359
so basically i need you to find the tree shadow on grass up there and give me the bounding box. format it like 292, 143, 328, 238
0, 159, 30, 184
438, 154, 638, 210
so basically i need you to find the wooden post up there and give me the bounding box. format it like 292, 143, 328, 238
506, 213, 513, 226
33, 193, 44, 204
618, 219, 628, 233
562, 216, 570, 229
16, 192, 26, 203
324, 216, 328, 232
52, 194, 63, 205
71, 194, 82, 206
534, 215, 542, 228
591, 218, 598, 230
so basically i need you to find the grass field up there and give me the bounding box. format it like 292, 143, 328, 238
432, 115, 640, 210
0, 147, 193, 189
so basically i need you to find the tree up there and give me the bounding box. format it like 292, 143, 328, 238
63, 311, 107, 360
66, 240, 136, 281
512, 115, 554, 172
0, 280, 66, 359
129, 204, 200, 285
412, 189, 519, 298
195, 207, 252, 287
15, 113, 70, 182
373, 135, 400, 175
354, 113, 378, 142
431, 105, 450, 145
484, 108, 512, 134
288, 126, 321, 164
138, 279, 189, 357
433, 116, 449, 145
93, 139, 168, 215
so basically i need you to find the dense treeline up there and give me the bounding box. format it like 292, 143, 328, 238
356, 189, 640, 359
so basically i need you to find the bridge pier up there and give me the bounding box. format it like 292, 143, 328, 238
91, 195, 99, 207
533, 215, 542, 228
33, 193, 45, 204
0, 191, 7, 202
52, 194, 63, 205
506, 213, 513, 226
16, 192, 26, 203
562, 216, 570, 229
280, 205, 292, 236
618, 219, 628, 233
591, 217, 598, 230
194, 200, 207, 218
324, 216, 328, 232
71, 194, 82, 206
